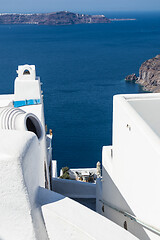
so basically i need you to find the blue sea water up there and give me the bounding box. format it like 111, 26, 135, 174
0, 12, 160, 172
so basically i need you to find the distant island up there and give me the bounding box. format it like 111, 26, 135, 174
0, 11, 110, 25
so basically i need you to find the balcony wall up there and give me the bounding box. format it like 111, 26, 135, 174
102, 93, 160, 240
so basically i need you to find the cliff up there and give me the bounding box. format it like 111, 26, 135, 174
0, 11, 110, 25
136, 55, 160, 92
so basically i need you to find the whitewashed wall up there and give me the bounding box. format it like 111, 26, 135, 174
0, 130, 48, 240
102, 93, 160, 240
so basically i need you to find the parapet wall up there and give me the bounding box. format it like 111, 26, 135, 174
0, 130, 48, 240
102, 93, 160, 240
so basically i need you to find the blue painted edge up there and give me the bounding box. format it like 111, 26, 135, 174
13, 99, 41, 107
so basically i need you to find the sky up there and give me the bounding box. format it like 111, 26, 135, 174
1, 0, 160, 13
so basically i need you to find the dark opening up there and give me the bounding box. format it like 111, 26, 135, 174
23, 69, 30, 75
26, 116, 41, 139
124, 221, 128, 230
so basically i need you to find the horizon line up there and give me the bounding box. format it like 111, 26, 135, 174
0, 10, 160, 14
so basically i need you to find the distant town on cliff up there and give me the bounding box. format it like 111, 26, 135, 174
0, 11, 136, 25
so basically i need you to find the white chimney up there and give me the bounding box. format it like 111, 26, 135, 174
14, 64, 41, 102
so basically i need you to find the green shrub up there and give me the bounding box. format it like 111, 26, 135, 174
60, 166, 71, 179
62, 166, 69, 174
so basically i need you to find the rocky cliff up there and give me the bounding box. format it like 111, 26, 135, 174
0, 11, 110, 25
136, 55, 160, 92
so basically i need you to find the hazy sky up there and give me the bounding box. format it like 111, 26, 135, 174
1, 0, 160, 13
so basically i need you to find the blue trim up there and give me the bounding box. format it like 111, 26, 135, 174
14, 99, 41, 107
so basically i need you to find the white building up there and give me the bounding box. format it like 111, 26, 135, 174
97, 93, 160, 240
0, 65, 138, 240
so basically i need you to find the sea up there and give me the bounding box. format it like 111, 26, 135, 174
0, 11, 160, 173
